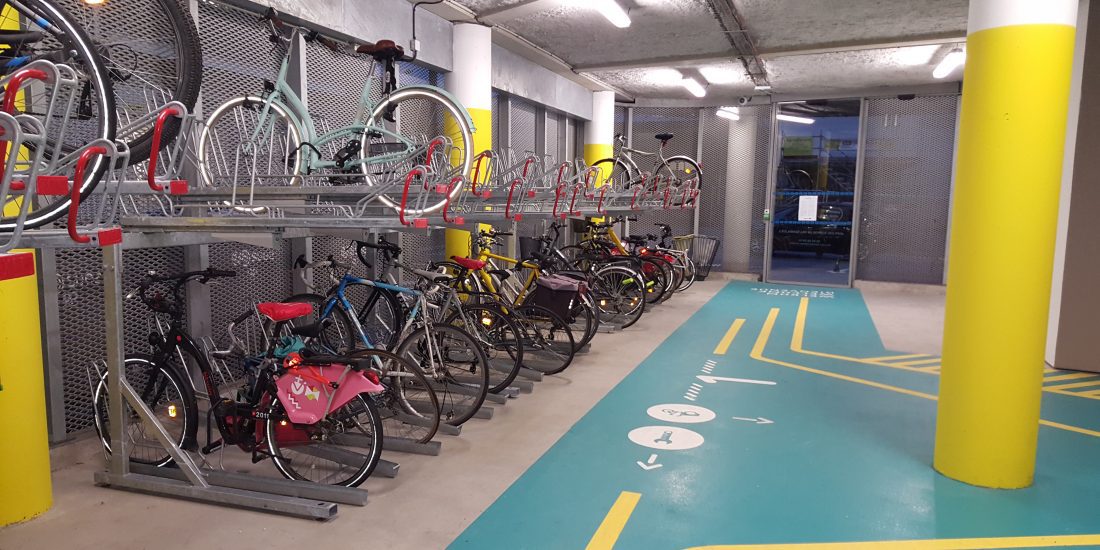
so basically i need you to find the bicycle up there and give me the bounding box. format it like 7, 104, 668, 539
563, 217, 674, 305
91, 268, 388, 487
285, 250, 490, 426
197, 7, 473, 215
592, 132, 702, 199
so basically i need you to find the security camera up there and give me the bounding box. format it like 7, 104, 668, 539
738, 96, 751, 106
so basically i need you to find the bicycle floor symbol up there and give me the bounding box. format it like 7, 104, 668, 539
628, 403, 715, 451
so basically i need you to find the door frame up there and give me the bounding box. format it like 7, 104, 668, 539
763, 98, 867, 288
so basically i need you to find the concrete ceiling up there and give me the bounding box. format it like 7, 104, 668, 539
436, 0, 970, 100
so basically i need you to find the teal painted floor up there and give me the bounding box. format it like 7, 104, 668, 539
450, 282, 1100, 549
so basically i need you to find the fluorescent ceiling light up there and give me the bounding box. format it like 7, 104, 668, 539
777, 113, 814, 125
754, 84, 772, 91
594, 0, 631, 28
699, 66, 740, 85
681, 77, 706, 98
893, 44, 938, 66
647, 68, 683, 85
933, 48, 966, 79
717, 106, 740, 121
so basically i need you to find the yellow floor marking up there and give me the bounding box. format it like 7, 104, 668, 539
756, 306, 1100, 439
895, 358, 943, 367
1043, 373, 1097, 383
585, 491, 641, 550
714, 319, 746, 355
916, 365, 942, 372
792, 297, 1100, 403
1078, 388, 1100, 397
1045, 380, 1100, 391
861, 353, 930, 362
685, 533, 1100, 549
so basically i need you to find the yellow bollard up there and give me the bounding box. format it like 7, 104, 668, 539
934, 0, 1078, 488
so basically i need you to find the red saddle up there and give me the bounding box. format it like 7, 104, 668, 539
451, 256, 487, 271
257, 302, 313, 322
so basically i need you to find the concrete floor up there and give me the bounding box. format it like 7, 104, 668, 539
858, 280, 946, 356
0, 279, 730, 550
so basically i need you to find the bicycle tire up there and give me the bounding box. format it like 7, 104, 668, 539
444, 303, 524, 394
514, 303, 576, 375
591, 157, 635, 189
0, 0, 116, 231
362, 85, 473, 215
592, 263, 646, 329
348, 348, 440, 444
639, 257, 668, 305
657, 155, 702, 192
198, 95, 303, 192
347, 282, 404, 350
283, 293, 358, 354
63, 0, 202, 163
266, 390, 383, 487
92, 354, 197, 467
395, 323, 489, 426
679, 257, 697, 291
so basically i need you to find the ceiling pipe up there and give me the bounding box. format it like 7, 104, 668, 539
704, 0, 771, 90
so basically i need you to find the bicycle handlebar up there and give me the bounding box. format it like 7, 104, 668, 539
131, 268, 236, 316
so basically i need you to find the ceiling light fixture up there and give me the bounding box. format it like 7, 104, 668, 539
717, 106, 740, 121
777, 113, 814, 125
681, 77, 706, 98
699, 66, 739, 85
754, 84, 772, 91
933, 48, 966, 79
594, 0, 631, 28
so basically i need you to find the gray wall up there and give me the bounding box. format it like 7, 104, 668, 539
492, 44, 593, 120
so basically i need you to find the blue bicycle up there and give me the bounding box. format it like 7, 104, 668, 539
287, 247, 490, 427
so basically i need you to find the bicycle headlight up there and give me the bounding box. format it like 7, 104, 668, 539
167, 404, 177, 418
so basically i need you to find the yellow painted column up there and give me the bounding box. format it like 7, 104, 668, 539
934, 0, 1078, 489
0, 247, 51, 525
445, 23, 492, 260
585, 91, 616, 224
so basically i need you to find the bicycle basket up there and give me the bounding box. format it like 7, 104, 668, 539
690, 235, 721, 280
523, 274, 580, 321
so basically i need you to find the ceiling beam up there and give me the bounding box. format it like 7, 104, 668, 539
705, 0, 770, 88
479, 0, 559, 23
573, 53, 735, 72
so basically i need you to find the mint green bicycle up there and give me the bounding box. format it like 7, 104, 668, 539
197, 10, 474, 215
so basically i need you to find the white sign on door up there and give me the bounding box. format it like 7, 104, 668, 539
798, 195, 819, 221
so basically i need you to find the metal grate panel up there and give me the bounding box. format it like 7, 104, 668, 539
509, 96, 537, 155
396, 63, 446, 143
858, 96, 958, 284
545, 112, 561, 163
208, 240, 293, 355
629, 107, 699, 238
57, 247, 186, 434
198, 2, 287, 114
305, 39, 382, 157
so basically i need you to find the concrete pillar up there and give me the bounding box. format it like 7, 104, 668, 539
723, 111, 757, 272
444, 23, 493, 260
934, 0, 1078, 489
584, 91, 616, 171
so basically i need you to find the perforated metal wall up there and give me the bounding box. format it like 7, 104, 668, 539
629, 107, 698, 238
305, 39, 382, 150
858, 96, 958, 284
614, 106, 626, 142
491, 89, 502, 148
698, 105, 772, 273
208, 240, 293, 356
198, 2, 286, 114
56, 247, 186, 434
510, 96, 537, 155
545, 112, 561, 163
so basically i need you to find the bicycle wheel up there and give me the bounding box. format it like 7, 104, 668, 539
678, 257, 697, 291
62, 0, 202, 163
198, 95, 302, 192
92, 354, 196, 467
591, 157, 635, 189
658, 155, 702, 192
266, 391, 382, 487
0, 0, 115, 230
569, 290, 600, 349
514, 304, 575, 375
348, 282, 403, 350
283, 293, 358, 354
591, 264, 646, 329
362, 85, 473, 215
639, 257, 668, 305
445, 303, 523, 394
348, 348, 439, 444
395, 324, 489, 426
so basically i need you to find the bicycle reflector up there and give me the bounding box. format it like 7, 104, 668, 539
365, 370, 381, 386
285, 352, 302, 369
167, 404, 177, 418
481, 315, 493, 327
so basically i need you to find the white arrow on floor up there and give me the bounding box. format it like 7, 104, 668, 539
636, 454, 663, 471
697, 375, 776, 386
732, 416, 774, 425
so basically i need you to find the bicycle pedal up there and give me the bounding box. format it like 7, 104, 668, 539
201, 439, 225, 454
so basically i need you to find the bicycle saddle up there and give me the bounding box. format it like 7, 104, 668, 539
411, 267, 452, 283
655, 133, 674, 142
357, 39, 404, 60
451, 256, 487, 271
257, 302, 312, 322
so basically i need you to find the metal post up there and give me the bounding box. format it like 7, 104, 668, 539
103, 243, 128, 477
36, 248, 67, 443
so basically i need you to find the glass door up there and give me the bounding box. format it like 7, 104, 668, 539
765, 99, 863, 286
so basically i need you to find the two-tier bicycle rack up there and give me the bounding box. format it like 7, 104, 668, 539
4, 58, 704, 520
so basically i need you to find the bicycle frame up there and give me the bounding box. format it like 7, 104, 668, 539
320, 273, 425, 350
474, 248, 541, 304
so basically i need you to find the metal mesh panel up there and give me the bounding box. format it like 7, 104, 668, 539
614, 106, 626, 141
397, 233, 436, 286
57, 247, 186, 434
545, 112, 561, 163
858, 96, 958, 284
629, 107, 699, 238
492, 89, 502, 148
510, 96, 537, 155
305, 39, 382, 153
198, 2, 287, 114
565, 117, 577, 161
208, 240, 293, 355
698, 105, 772, 273
396, 63, 446, 143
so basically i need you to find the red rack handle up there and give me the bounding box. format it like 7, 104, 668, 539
399, 168, 423, 226
470, 151, 492, 197
631, 185, 642, 211
569, 184, 580, 215
583, 167, 598, 199
597, 185, 607, 214
555, 162, 569, 186
553, 183, 566, 218
505, 178, 522, 220
68, 146, 108, 244
146, 107, 181, 192
424, 137, 445, 172
442, 176, 464, 224
663, 187, 672, 209
0, 68, 50, 179
521, 157, 535, 178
